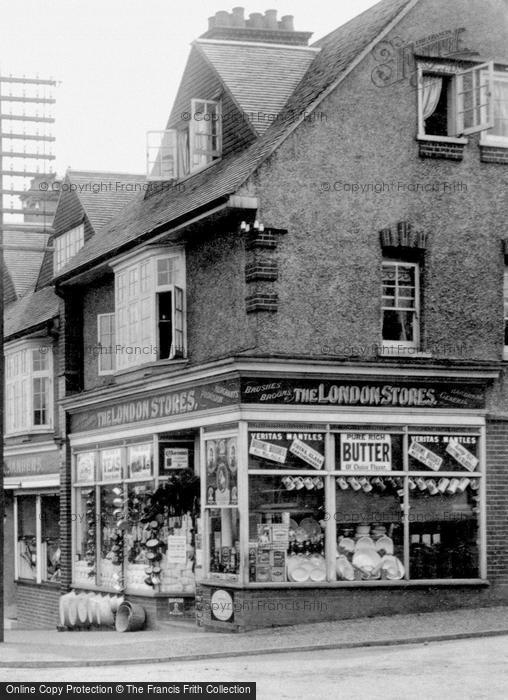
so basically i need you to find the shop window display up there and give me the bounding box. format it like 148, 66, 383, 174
17, 495, 37, 580
207, 508, 240, 580
41, 495, 60, 582
74, 487, 97, 585
249, 474, 326, 583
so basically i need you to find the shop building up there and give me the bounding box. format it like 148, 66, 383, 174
53, 0, 508, 631
2, 170, 143, 629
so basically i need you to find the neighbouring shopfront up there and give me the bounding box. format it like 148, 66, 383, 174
66, 368, 498, 631
3, 445, 61, 628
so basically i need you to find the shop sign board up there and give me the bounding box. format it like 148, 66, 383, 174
100, 448, 122, 482
167, 535, 187, 565
4, 450, 60, 478
76, 452, 95, 482
205, 437, 238, 506
241, 378, 485, 410
164, 447, 189, 471
446, 438, 479, 472
289, 438, 324, 469
340, 433, 392, 472
408, 441, 443, 471
249, 438, 287, 464
210, 588, 234, 622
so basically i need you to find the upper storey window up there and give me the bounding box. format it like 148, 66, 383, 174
481, 71, 508, 147
54, 223, 85, 273
147, 99, 221, 181
417, 61, 494, 140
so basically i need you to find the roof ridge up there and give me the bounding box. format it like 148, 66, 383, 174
194, 38, 320, 52
67, 169, 145, 178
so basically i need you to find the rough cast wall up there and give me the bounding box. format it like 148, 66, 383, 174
244, 0, 508, 379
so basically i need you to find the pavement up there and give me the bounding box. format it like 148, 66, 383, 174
1, 605, 508, 668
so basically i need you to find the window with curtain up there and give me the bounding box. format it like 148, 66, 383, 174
382, 261, 419, 349
483, 73, 508, 145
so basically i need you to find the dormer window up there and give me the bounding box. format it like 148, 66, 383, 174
147, 99, 221, 181
417, 61, 494, 140
54, 223, 85, 273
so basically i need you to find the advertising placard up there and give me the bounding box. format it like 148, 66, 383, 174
205, 437, 238, 506
408, 441, 443, 471
340, 433, 392, 472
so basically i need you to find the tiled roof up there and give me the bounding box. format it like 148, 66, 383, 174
54, 0, 417, 282
3, 229, 50, 298
65, 170, 146, 232
195, 40, 318, 134
4, 285, 60, 339
2, 261, 17, 305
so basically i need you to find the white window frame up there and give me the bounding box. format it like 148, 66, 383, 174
480, 70, 508, 148
14, 491, 60, 584
54, 223, 85, 273
382, 261, 420, 352
189, 98, 221, 174
5, 340, 53, 436
417, 61, 494, 142
146, 130, 177, 181
112, 247, 186, 372
97, 313, 116, 375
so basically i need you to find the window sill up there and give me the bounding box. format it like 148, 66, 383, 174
480, 138, 508, 149
16, 578, 60, 589
480, 144, 508, 164
378, 346, 432, 359
199, 579, 488, 589
503, 347, 508, 361
5, 427, 54, 438
417, 134, 468, 145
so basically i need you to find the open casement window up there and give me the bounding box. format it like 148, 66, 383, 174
114, 250, 186, 370
382, 261, 420, 350
97, 313, 115, 375
482, 71, 508, 146
189, 99, 221, 172
146, 130, 177, 181
418, 61, 494, 139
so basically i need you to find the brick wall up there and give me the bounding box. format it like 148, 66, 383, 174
486, 419, 508, 585
82, 276, 115, 390
16, 581, 60, 629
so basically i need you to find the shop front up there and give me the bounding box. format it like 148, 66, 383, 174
3, 445, 61, 629
66, 367, 497, 631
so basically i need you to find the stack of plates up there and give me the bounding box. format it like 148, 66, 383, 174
375, 535, 394, 555
336, 555, 355, 581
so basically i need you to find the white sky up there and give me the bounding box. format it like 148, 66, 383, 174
0, 0, 379, 176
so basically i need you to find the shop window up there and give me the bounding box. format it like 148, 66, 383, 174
113, 248, 186, 371
207, 509, 240, 578
481, 71, 508, 147
72, 441, 200, 593
146, 99, 221, 181
54, 223, 85, 273
97, 313, 115, 375
40, 495, 61, 582
5, 344, 53, 435
17, 496, 37, 580
417, 62, 494, 139
248, 431, 325, 471
249, 475, 326, 583
16, 493, 60, 583
382, 261, 419, 351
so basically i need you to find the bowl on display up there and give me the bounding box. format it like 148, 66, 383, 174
310, 568, 326, 582
300, 518, 321, 539
355, 536, 375, 550
145, 538, 160, 549
352, 549, 382, 573
290, 567, 310, 583
381, 555, 405, 580
294, 527, 308, 543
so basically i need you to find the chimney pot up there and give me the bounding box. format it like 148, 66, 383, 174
231, 6, 245, 27
280, 14, 294, 31
265, 9, 278, 30
207, 16, 216, 30
248, 12, 264, 29
215, 10, 231, 27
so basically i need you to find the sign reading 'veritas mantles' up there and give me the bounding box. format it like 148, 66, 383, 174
249, 438, 287, 464
341, 433, 392, 472
408, 441, 443, 471
446, 438, 479, 472
289, 438, 324, 469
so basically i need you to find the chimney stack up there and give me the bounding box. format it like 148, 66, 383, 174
199, 7, 312, 46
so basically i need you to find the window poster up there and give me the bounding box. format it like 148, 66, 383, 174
128, 443, 153, 479
205, 437, 238, 506
340, 433, 392, 472
248, 432, 325, 470
409, 434, 479, 472
100, 448, 122, 482
164, 447, 189, 471
76, 452, 95, 483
